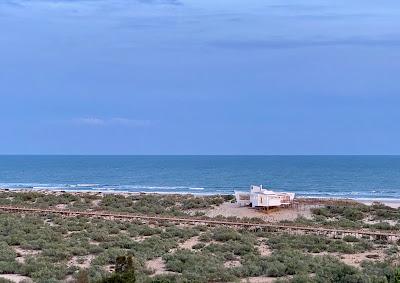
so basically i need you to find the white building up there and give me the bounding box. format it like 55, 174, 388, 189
235, 185, 295, 208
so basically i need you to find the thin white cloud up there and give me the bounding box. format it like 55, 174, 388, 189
209, 36, 400, 50
73, 117, 152, 127
76, 117, 106, 126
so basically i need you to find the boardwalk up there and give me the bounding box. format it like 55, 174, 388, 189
0, 205, 399, 241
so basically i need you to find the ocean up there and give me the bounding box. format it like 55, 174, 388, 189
0, 155, 399, 200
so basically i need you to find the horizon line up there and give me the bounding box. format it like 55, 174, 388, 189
1, 154, 400, 157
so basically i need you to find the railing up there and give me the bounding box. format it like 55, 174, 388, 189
0, 205, 398, 239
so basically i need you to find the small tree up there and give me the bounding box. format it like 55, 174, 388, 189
394, 268, 400, 283
76, 270, 89, 283
98, 255, 136, 283
115, 255, 134, 273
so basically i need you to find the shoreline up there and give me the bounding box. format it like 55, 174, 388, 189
1, 188, 400, 208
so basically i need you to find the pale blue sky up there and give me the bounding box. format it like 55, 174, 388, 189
1, 0, 400, 154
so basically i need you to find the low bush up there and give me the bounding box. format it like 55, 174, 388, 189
163, 249, 236, 282
268, 234, 371, 254
212, 228, 242, 242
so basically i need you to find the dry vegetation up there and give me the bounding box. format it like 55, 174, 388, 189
0, 191, 399, 283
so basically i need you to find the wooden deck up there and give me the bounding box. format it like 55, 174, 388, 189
0, 205, 399, 241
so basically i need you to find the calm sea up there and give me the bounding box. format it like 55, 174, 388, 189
0, 156, 399, 200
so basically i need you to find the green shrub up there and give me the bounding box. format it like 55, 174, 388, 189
268, 234, 370, 254
0, 242, 20, 273
22, 257, 68, 282
343, 235, 359, 242
149, 274, 182, 283
212, 228, 242, 242
163, 249, 235, 282
314, 256, 364, 283
192, 243, 206, 249
361, 260, 397, 282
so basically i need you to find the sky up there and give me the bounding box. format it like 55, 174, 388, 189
1, 0, 400, 155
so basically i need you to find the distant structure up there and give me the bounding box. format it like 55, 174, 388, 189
235, 185, 295, 209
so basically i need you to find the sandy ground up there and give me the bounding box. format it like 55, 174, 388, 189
55, 204, 68, 210
315, 250, 386, 267
339, 252, 384, 267
13, 246, 41, 264
240, 276, 293, 283
257, 240, 272, 257
0, 274, 32, 283
363, 218, 399, 226
132, 235, 151, 242
224, 260, 241, 268
206, 202, 313, 222
105, 264, 115, 273
359, 200, 400, 209
67, 255, 95, 269
91, 199, 101, 207
179, 236, 200, 249
240, 277, 275, 283
206, 198, 400, 222
145, 257, 176, 277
